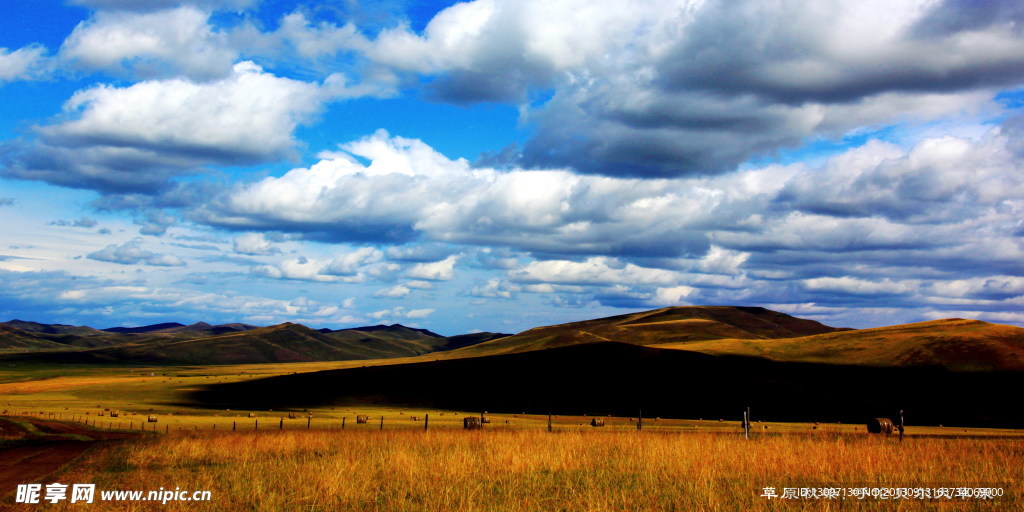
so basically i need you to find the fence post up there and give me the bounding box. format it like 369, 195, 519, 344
308, 416, 311, 430
232, 421, 236, 431
165, 424, 168, 434
638, 409, 642, 431
743, 407, 750, 440
379, 416, 384, 431
255, 420, 258, 431
898, 409, 905, 442
548, 413, 552, 433
279, 418, 283, 430
342, 417, 346, 430
424, 414, 428, 431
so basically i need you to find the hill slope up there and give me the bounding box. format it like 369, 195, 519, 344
446, 306, 841, 357
0, 322, 506, 365
3, 320, 107, 337
660, 318, 1024, 371
3, 323, 428, 365
322, 324, 449, 357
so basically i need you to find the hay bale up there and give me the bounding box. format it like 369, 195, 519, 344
288, 412, 297, 419
463, 417, 482, 430
590, 418, 605, 427
110, 411, 119, 418
356, 415, 369, 424
248, 413, 256, 418
867, 417, 895, 435
147, 415, 158, 423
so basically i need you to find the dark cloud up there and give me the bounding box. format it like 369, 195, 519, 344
911, 0, 1024, 38
0, 140, 188, 195
370, 0, 1024, 178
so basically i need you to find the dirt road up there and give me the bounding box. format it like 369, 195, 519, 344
0, 417, 145, 501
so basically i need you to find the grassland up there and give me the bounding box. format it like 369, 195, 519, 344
2, 360, 1023, 511
660, 318, 1024, 371
29, 428, 1024, 511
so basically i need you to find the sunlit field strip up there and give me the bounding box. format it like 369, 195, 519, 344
36, 428, 1023, 512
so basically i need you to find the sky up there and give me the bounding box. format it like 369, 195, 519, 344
1, 0, 1023, 335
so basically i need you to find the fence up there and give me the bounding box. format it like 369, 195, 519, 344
0, 409, 886, 438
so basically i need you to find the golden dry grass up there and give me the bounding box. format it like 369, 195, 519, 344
41, 428, 1022, 511
660, 318, 1024, 371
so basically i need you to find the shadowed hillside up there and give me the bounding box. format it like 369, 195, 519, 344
445, 306, 842, 357
189, 341, 1024, 428
661, 318, 1024, 371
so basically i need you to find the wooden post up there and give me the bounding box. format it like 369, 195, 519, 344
638, 409, 642, 431
898, 409, 905, 442
342, 417, 346, 430
424, 414, 428, 431
548, 413, 552, 432
308, 416, 311, 430
232, 421, 236, 431
165, 424, 168, 434
379, 416, 384, 431
279, 418, 283, 430
255, 419, 258, 431
743, 407, 750, 440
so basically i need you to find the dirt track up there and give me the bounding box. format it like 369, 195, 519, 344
0, 417, 145, 502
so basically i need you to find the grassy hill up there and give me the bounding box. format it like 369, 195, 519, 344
0, 323, 140, 350
660, 318, 1024, 371
323, 324, 449, 357
4, 319, 108, 336
0, 321, 510, 365
0, 323, 430, 365
445, 306, 841, 357
4, 307, 1022, 373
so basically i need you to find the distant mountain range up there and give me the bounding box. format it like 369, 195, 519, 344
4, 306, 1024, 371
0, 319, 509, 365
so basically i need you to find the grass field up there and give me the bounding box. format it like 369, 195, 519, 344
2, 362, 1022, 510
27, 428, 1024, 511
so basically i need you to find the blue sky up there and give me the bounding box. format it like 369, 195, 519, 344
1, 0, 1023, 335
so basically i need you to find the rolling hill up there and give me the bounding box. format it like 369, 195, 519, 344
659, 318, 1024, 371
4, 307, 1023, 373
3, 319, 107, 337
444, 306, 842, 358
0, 319, 510, 365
